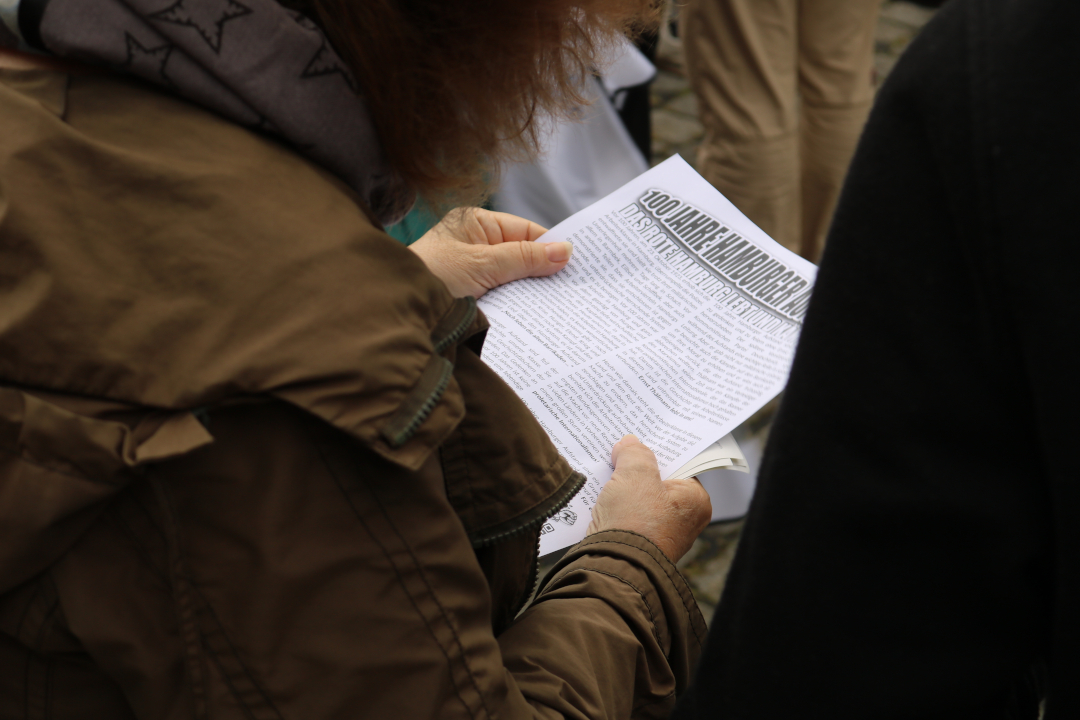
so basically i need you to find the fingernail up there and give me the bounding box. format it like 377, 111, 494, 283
545, 242, 573, 263
622, 434, 639, 443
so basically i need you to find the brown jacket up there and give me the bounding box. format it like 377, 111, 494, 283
0, 67, 707, 719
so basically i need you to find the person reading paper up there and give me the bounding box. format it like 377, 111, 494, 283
0, 0, 713, 717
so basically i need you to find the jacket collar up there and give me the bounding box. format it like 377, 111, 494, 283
0, 65, 456, 471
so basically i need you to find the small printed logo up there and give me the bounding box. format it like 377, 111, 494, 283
551, 509, 577, 526
540, 523, 555, 536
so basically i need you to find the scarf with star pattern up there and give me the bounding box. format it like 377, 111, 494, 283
0, 0, 414, 225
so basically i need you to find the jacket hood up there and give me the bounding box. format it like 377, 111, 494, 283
1, 0, 414, 225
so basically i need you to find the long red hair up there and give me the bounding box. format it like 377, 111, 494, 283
295, 0, 658, 207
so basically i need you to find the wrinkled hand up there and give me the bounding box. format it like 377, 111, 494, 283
409, 207, 573, 298
587, 435, 712, 562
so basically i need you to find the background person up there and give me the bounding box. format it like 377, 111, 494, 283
674, 0, 1075, 715
680, 0, 880, 261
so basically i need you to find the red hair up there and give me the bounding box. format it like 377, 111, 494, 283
300, 0, 659, 207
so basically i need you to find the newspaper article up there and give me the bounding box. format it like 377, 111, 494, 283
478, 156, 818, 554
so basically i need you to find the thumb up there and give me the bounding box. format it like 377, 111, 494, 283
611, 433, 643, 466
484, 240, 572, 287
611, 434, 660, 478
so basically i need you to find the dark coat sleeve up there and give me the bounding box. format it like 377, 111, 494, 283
673, 0, 1080, 716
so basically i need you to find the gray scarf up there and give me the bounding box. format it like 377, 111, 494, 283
1, 0, 414, 225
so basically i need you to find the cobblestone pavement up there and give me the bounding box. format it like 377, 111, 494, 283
652, 1, 938, 623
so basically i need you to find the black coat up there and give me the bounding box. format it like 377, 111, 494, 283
675, 0, 1079, 716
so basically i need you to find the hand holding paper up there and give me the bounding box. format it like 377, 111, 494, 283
410, 207, 573, 298
586, 434, 712, 562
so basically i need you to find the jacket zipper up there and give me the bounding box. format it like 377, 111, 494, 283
381, 357, 454, 448
406, 295, 581, 614
469, 470, 586, 549
381, 297, 478, 448
433, 296, 477, 354
505, 471, 587, 618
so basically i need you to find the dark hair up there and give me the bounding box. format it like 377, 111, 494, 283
296, 0, 659, 208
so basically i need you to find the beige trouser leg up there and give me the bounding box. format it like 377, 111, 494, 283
797, 0, 879, 261
681, 0, 879, 261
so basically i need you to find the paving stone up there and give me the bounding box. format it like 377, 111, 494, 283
651, 70, 689, 100
876, 16, 918, 45
651, 144, 674, 167
880, 0, 937, 29
665, 91, 700, 119
652, 109, 703, 146
677, 520, 744, 623
652, 145, 698, 171
875, 53, 901, 83
671, 143, 701, 171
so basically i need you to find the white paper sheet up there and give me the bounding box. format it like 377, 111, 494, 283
478, 156, 817, 554
669, 433, 747, 480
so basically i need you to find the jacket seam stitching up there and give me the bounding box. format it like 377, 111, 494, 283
152, 478, 211, 720
356, 468, 496, 720
545, 568, 663, 650
195, 607, 281, 720
117, 502, 283, 720
311, 432, 484, 720
580, 532, 697, 599
562, 535, 706, 647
